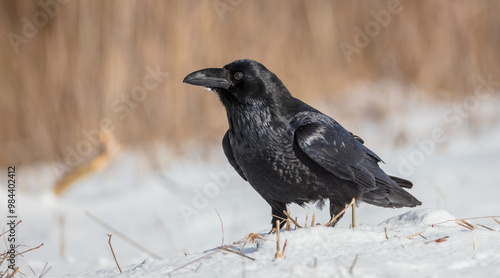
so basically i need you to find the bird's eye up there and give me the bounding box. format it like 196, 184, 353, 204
234, 72, 244, 80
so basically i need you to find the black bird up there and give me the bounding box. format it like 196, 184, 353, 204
183, 59, 421, 229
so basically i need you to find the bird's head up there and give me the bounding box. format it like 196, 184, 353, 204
183, 59, 291, 109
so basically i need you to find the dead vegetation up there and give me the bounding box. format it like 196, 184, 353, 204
2, 1, 500, 166
0, 221, 45, 278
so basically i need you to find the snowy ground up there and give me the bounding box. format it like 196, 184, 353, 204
2, 92, 500, 277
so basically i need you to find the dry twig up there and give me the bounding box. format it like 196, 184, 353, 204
217, 247, 255, 261
59, 214, 65, 259
352, 200, 356, 228
16, 243, 44, 256
407, 231, 426, 240
27, 265, 36, 276
384, 227, 388, 240
39, 262, 51, 278
476, 223, 494, 231
274, 220, 288, 259
0, 220, 22, 237
456, 220, 474, 230
428, 216, 500, 226
282, 211, 303, 229
247, 233, 263, 243
7, 267, 20, 277
86, 211, 161, 259
194, 262, 202, 272
282, 239, 288, 259
349, 254, 359, 274
107, 234, 122, 273
215, 208, 224, 247
275, 220, 282, 259
165, 251, 219, 276
326, 198, 355, 227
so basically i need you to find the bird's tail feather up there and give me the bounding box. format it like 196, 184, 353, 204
389, 175, 413, 189
361, 174, 421, 208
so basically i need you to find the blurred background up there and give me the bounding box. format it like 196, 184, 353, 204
2, 0, 499, 165
1, 0, 500, 275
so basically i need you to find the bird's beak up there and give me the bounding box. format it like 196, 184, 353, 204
183, 68, 231, 90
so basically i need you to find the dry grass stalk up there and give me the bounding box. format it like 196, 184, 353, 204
85, 211, 161, 259
27, 265, 36, 276
271, 214, 287, 222
4, 1, 500, 167
53, 134, 120, 195
283, 211, 303, 229
473, 236, 477, 250
275, 220, 281, 259
282, 239, 288, 259
0, 220, 22, 237
456, 220, 474, 230
39, 262, 51, 278
107, 234, 122, 274
311, 213, 316, 227
305, 213, 308, 228
194, 262, 202, 272
352, 200, 356, 228
326, 198, 355, 227
59, 214, 65, 259
274, 221, 288, 259
349, 254, 359, 274
217, 247, 255, 261
215, 208, 224, 247
7, 267, 20, 277
247, 233, 263, 243
16, 243, 44, 257
165, 250, 219, 276
155, 215, 180, 254
429, 216, 500, 226
384, 227, 388, 240
476, 223, 494, 231
286, 217, 291, 231
407, 231, 426, 240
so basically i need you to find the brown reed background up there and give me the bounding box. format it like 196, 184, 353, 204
1, 0, 499, 166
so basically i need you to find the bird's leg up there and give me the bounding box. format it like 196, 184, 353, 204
269, 202, 287, 233
328, 199, 346, 227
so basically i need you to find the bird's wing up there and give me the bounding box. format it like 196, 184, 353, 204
291, 112, 382, 185
222, 130, 248, 181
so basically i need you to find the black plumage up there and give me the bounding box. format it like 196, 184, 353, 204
183, 59, 421, 229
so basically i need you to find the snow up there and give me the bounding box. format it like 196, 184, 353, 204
70, 209, 500, 278
2, 95, 500, 277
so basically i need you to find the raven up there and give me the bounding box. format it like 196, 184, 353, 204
183, 59, 421, 229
